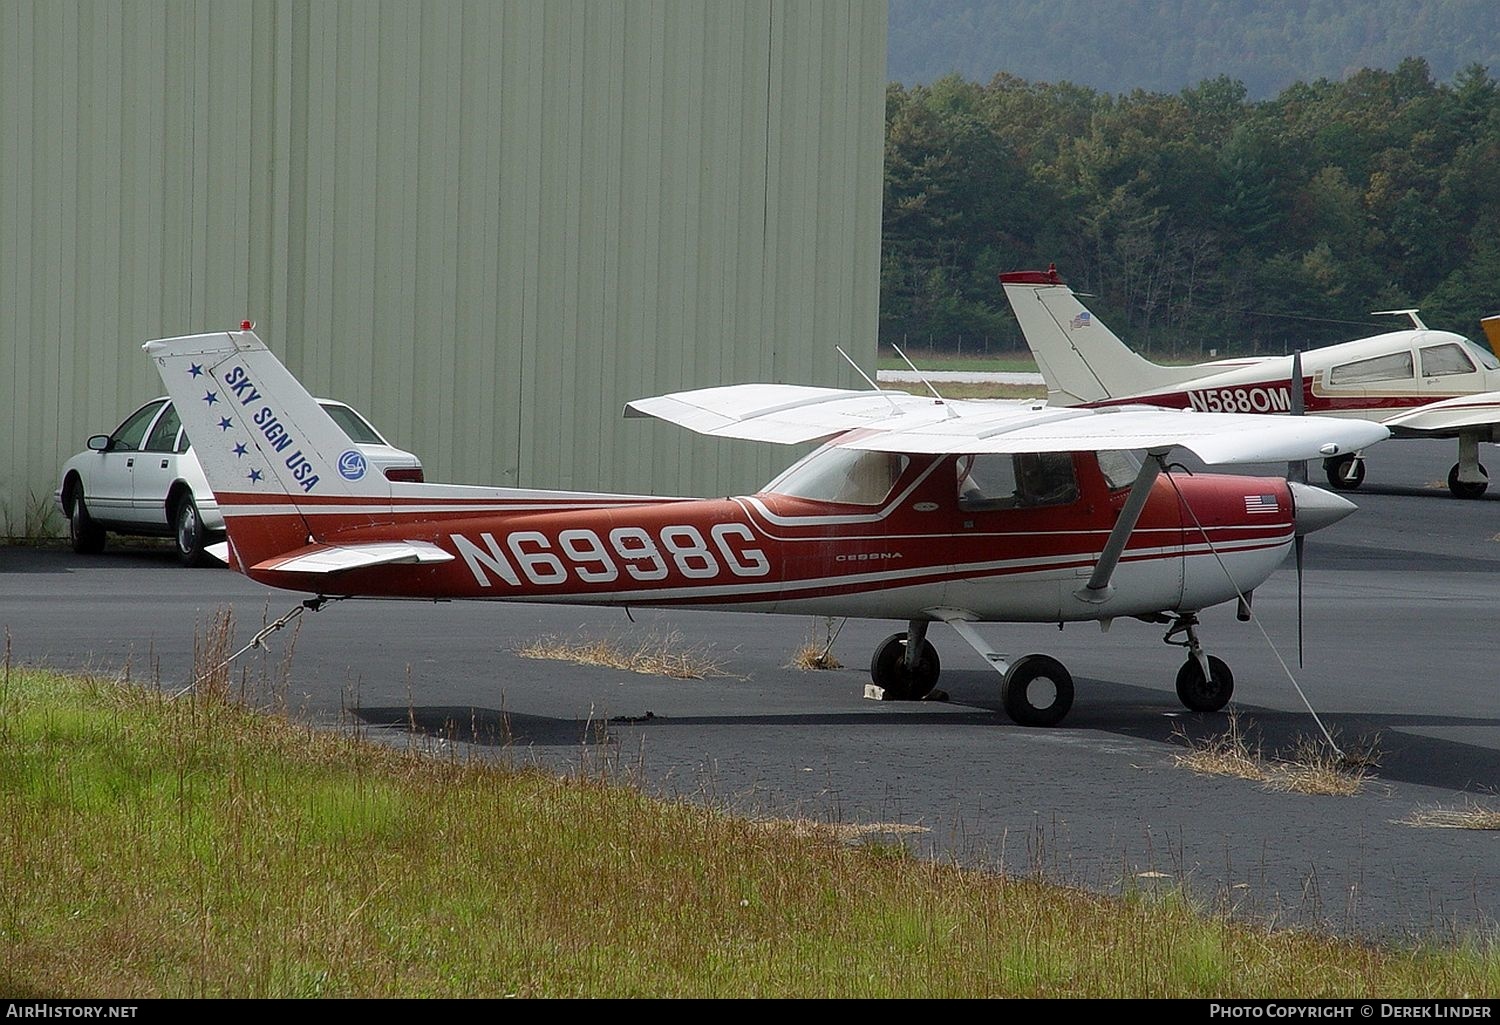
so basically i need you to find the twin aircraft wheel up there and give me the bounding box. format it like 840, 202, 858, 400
1447, 462, 1489, 500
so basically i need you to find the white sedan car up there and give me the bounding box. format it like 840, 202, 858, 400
57, 397, 423, 566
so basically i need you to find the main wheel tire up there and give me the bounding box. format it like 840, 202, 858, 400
1323, 454, 1365, 491
869, 632, 941, 701
1175, 655, 1234, 712
174, 494, 211, 567
1001, 654, 1074, 727
68, 486, 106, 554
1447, 462, 1489, 500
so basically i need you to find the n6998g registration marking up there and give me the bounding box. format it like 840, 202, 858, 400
451, 523, 770, 588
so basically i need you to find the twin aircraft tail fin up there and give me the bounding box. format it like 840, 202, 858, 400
999, 269, 1201, 406
1482, 315, 1500, 358
144, 328, 392, 568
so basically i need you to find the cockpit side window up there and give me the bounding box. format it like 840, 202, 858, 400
766, 446, 910, 506
1420, 343, 1477, 377
958, 452, 1079, 510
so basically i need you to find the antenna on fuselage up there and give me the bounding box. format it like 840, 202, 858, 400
1371, 308, 1428, 331
835, 345, 904, 414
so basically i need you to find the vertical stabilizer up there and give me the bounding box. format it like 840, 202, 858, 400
144, 327, 392, 566
1000, 268, 1198, 405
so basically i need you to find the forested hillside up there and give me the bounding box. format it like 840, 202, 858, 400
889, 0, 1500, 99
882, 61, 1500, 358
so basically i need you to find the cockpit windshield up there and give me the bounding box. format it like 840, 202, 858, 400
765, 445, 909, 506
1463, 338, 1500, 371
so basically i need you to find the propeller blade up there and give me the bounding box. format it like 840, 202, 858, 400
1287, 350, 1308, 484
1295, 533, 1305, 668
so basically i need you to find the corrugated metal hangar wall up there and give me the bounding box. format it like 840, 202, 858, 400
0, 0, 886, 533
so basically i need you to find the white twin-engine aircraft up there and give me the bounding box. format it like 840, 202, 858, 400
1001, 266, 1500, 498
145, 326, 1386, 727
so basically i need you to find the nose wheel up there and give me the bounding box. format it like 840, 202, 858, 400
1164, 614, 1234, 712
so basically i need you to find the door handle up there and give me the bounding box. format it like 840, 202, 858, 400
126, 458, 134, 468
160, 459, 169, 469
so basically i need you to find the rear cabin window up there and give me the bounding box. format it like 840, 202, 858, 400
1420, 343, 1477, 377
958, 452, 1078, 510
1328, 351, 1413, 385
768, 447, 909, 506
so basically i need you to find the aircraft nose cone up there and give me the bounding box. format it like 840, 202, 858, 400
1288, 481, 1358, 536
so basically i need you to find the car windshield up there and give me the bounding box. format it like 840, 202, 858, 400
320, 402, 383, 444
765, 445, 908, 506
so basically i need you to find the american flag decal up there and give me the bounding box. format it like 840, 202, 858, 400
1244, 494, 1279, 514
1070, 311, 1092, 329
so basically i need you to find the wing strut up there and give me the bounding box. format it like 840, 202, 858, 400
1075, 450, 1168, 603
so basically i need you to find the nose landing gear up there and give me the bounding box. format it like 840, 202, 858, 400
1164, 613, 1235, 712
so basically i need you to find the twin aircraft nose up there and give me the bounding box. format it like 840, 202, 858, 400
1287, 481, 1358, 536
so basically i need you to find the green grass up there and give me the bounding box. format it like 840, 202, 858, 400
3, 664, 1498, 997
877, 352, 1039, 373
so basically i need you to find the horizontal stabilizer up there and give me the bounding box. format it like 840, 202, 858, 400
252, 540, 455, 575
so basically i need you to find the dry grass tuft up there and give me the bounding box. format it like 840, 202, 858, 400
759, 818, 930, 846
1171, 712, 1267, 782
788, 617, 844, 671
517, 631, 734, 680
1399, 802, 1500, 831
1173, 714, 1377, 796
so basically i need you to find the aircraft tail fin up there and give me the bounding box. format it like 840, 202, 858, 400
143, 325, 392, 568
1481, 315, 1500, 358
999, 268, 1197, 405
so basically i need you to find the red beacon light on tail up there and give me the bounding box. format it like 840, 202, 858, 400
240, 320, 254, 332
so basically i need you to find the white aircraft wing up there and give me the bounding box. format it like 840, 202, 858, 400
628, 385, 1389, 465
625, 384, 1004, 444
1380, 393, 1500, 437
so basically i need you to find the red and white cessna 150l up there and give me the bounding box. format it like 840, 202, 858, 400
1001, 266, 1500, 498
143, 326, 1387, 727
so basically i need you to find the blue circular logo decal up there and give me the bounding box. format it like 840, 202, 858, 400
338, 449, 367, 481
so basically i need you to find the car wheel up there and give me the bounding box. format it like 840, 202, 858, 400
174, 494, 211, 567
68, 486, 106, 554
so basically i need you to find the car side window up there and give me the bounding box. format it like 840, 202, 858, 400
110, 400, 168, 452
144, 403, 181, 453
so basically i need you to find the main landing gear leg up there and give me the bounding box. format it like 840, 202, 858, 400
1164, 613, 1234, 713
